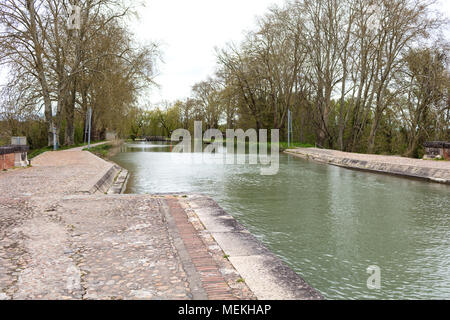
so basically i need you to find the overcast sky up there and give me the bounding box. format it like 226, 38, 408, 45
0, 0, 449, 105
133, 0, 450, 106
132, 0, 287, 105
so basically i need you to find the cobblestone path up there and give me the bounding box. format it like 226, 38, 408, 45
0, 150, 255, 300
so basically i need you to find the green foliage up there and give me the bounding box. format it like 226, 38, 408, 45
0, 119, 47, 150
278, 142, 315, 150
83, 143, 112, 158
28, 146, 53, 159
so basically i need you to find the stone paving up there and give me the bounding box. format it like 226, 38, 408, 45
0, 149, 255, 300
2, 149, 112, 198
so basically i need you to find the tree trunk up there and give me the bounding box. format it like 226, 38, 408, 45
64, 80, 76, 145
367, 109, 381, 154
26, 0, 54, 146
405, 134, 420, 158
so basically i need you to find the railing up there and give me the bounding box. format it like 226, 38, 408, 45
0, 145, 30, 155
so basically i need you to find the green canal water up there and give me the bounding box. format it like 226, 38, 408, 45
112, 141, 450, 300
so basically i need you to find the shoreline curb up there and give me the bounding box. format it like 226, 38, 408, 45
182, 195, 324, 300
285, 149, 450, 185
88, 164, 121, 194
107, 168, 129, 194
78, 148, 129, 195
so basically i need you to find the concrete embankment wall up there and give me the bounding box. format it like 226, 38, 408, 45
71, 144, 129, 195
86, 161, 128, 195
285, 148, 450, 184
183, 195, 323, 300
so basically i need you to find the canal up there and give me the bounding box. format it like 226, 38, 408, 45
112, 141, 450, 300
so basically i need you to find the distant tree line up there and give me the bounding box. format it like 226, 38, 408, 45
0, 0, 159, 149
146, 0, 449, 158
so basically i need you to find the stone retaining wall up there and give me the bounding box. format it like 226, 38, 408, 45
183, 195, 324, 300
285, 148, 450, 185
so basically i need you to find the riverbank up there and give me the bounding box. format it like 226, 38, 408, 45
83, 140, 124, 159
0, 148, 322, 300
285, 148, 450, 184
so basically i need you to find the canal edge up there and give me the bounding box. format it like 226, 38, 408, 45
285, 149, 450, 185
75, 151, 129, 195
179, 194, 324, 300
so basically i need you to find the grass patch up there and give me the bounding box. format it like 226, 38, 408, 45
84, 143, 112, 158
277, 142, 315, 150
28, 147, 53, 159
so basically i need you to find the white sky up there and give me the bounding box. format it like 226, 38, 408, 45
1, 0, 449, 105
133, 0, 450, 105
131, 0, 287, 105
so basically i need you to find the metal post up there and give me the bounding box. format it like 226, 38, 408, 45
84, 110, 89, 143
88, 107, 92, 149
291, 111, 293, 145
53, 125, 58, 151
288, 109, 293, 147
288, 110, 291, 147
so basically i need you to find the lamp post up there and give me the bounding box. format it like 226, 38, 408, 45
287, 109, 293, 148
53, 124, 58, 151
88, 107, 92, 150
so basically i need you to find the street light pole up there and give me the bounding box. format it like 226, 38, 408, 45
88, 107, 92, 149
84, 110, 89, 143
53, 124, 58, 151
288, 109, 290, 147
287, 109, 293, 148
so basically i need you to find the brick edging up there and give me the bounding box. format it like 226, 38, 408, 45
165, 198, 236, 300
